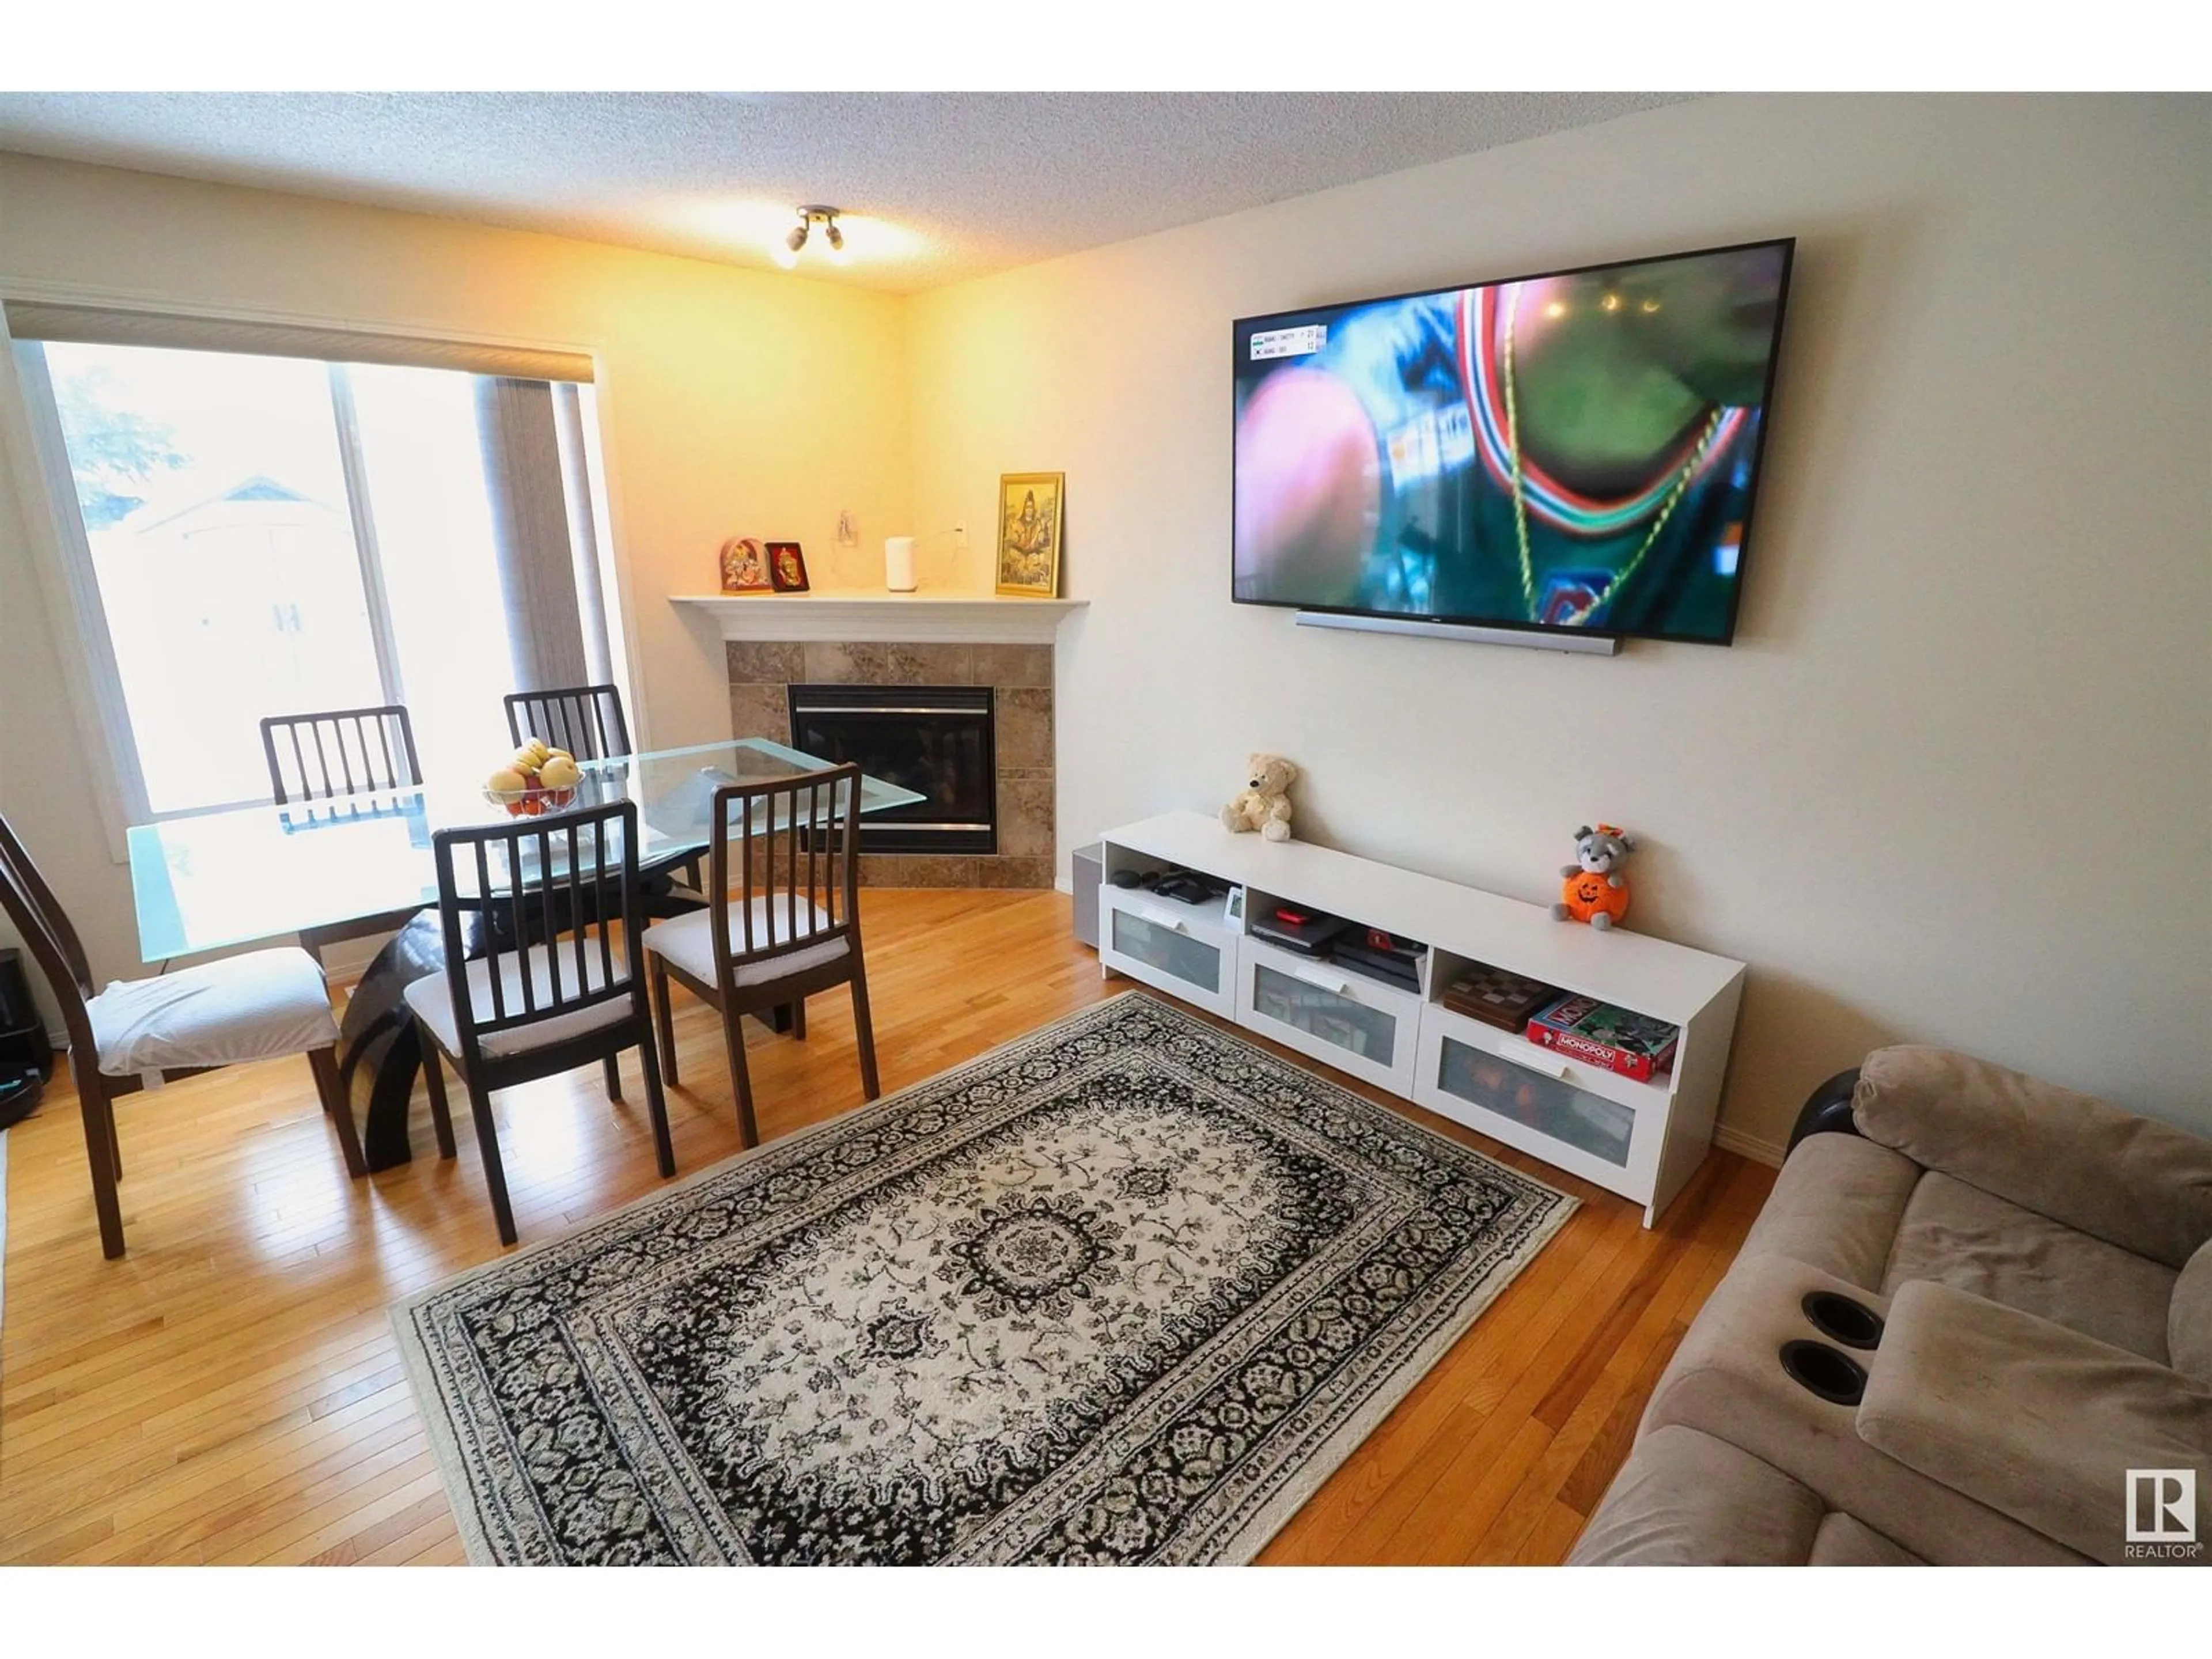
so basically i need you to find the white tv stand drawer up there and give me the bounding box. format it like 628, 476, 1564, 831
1097, 884, 1238, 1018
1234, 934, 1423, 1097
1094, 810, 1747, 1226
1412, 1004, 1666, 1198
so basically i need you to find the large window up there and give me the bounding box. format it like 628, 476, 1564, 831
13, 325, 622, 817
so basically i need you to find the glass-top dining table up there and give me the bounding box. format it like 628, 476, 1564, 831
124, 737, 923, 1169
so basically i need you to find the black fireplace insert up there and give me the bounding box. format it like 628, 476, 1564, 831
787, 684, 995, 854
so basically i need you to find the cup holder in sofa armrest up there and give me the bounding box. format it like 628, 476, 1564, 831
1801, 1290, 1885, 1351
1779, 1340, 1868, 1407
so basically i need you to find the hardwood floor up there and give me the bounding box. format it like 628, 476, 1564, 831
0, 888, 1774, 1565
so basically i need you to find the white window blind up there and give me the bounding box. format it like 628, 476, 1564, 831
3, 301, 593, 383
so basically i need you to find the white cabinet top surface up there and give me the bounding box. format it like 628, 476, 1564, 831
1100, 810, 1743, 1023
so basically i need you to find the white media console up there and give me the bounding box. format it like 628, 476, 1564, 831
1094, 811, 1747, 1225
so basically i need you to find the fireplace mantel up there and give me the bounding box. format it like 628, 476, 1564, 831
672, 593, 1086, 645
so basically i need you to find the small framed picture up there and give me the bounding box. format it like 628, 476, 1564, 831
995, 472, 1063, 597
767, 540, 810, 593
719, 537, 772, 594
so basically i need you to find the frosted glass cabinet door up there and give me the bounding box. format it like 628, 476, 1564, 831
1434, 1035, 1634, 1166
1099, 889, 1236, 1017
1234, 937, 1422, 1095
1410, 1002, 1664, 1204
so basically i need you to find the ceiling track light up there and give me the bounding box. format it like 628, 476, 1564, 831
779, 204, 850, 268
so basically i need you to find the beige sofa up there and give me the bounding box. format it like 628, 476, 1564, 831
1570, 1046, 2212, 1566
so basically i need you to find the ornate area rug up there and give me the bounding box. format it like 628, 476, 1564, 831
393, 992, 1574, 1564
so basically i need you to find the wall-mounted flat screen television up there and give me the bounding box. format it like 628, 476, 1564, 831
1232, 238, 1794, 646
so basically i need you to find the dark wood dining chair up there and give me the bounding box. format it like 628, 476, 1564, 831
641, 762, 878, 1149
260, 704, 428, 964
402, 797, 675, 1247
262, 704, 423, 803
505, 683, 707, 918
503, 684, 631, 763
0, 809, 358, 1259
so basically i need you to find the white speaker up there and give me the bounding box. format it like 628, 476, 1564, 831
884, 535, 918, 592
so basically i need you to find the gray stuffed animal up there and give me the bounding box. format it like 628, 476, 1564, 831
1551, 823, 1636, 929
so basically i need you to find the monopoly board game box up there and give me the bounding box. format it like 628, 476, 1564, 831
1524, 996, 1681, 1082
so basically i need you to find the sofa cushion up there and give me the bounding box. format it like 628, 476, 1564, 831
1806, 1512, 1926, 1566
1637, 1253, 2088, 1565
1567, 1425, 1827, 1566
1853, 1046, 2212, 1268
1739, 1131, 1922, 1291
2173, 1239, 2212, 1387
1882, 1172, 2178, 1363
1857, 1279, 2212, 1567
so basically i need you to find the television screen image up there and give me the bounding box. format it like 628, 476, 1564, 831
1232, 239, 1794, 645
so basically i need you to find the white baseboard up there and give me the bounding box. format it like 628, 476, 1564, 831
1713, 1122, 1786, 1169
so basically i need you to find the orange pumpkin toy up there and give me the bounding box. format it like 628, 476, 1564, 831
1551, 824, 1636, 930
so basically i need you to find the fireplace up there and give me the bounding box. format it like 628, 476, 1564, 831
787, 684, 996, 855
726, 641, 1052, 888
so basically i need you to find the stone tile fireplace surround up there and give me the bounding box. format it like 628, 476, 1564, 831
726, 639, 1054, 889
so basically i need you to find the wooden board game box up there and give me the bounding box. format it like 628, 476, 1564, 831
1441, 963, 1561, 1031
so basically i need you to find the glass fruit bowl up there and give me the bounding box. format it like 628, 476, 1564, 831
486, 742, 582, 816
483, 781, 581, 817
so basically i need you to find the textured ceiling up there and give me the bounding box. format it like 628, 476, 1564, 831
0, 91, 1697, 292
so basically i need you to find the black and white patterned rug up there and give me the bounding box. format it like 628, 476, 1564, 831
393, 991, 1574, 1564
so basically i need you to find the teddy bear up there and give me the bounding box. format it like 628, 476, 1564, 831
1221, 753, 1299, 843
1551, 824, 1635, 929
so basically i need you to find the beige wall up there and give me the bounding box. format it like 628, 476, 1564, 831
907, 93, 2212, 1149
0, 153, 912, 997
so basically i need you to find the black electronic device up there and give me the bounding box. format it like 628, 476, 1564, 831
0, 1063, 40, 1131
1329, 937, 1425, 992
1250, 907, 1350, 956
0, 947, 55, 1078
1333, 959, 1420, 994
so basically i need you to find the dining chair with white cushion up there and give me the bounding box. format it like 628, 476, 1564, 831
0, 809, 355, 1260
642, 762, 879, 1150
403, 797, 674, 1247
